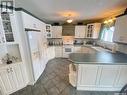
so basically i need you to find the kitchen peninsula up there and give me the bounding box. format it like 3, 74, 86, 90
69, 52, 127, 91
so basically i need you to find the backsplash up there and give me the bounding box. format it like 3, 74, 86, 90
47, 38, 97, 46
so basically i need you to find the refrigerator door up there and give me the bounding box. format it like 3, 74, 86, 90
27, 31, 42, 81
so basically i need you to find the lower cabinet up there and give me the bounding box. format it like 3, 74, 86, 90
99, 66, 119, 87
77, 65, 98, 86
0, 63, 28, 95
77, 64, 127, 91
55, 46, 63, 57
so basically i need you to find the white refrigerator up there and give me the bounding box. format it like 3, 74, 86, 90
27, 31, 45, 81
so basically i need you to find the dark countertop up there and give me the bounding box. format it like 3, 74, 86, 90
69, 52, 127, 65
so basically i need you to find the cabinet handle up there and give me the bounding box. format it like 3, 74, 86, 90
7, 68, 10, 73
10, 67, 13, 72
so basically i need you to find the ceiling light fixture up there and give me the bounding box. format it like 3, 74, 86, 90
104, 17, 116, 24
66, 14, 73, 23
67, 19, 73, 23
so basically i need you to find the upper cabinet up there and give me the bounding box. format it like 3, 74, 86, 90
52, 26, 62, 38
75, 25, 86, 38
22, 12, 42, 30
0, 13, 18, 44
46, 24, 52, 38
86, 23, 101, 39
113, 15, 127, 43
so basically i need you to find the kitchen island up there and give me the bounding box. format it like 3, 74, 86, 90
69, 52, 127, 91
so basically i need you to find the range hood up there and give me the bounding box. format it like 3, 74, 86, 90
62, 25, 75, 36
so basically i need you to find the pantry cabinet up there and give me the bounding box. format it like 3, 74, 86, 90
52, 26, 62, 38
0, 63, 28, 95
113, 15, 127, 43
75, 26, 86, 38
86, 23, 101, 39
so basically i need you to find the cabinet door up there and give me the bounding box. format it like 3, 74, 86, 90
115, 66, 127, 87
77, 65, 99, 86
75, 26, 86, 38
55, 47, 62, 57
0, 16, 6, 44
10, 63, 27, 90
56, 26, 62, 38
52, 26, 62, 38
113, 15, 127, 43
86, 23, 101, 39
0, 67, 15, 94
99, 66, 119, 87
22, 12, 38, 29
19, 63, 29, 86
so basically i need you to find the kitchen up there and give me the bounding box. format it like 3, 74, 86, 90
0, 0, 127, 95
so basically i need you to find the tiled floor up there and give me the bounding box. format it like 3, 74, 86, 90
11, 58, 118, 95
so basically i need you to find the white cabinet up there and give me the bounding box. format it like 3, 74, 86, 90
0, 63, 28, 95
55, 46, 63, 57
115, 66, 127, 87
52, 26, 62, 38
46, 24, 52, 38
113, 15, 127, 43
47, 47, 55, 60
77, 65, 98, 86
75, 26, 86, 38
77, 64, 127, 91
86, 23, 101, 39
0, 13, 18, 44
22, 12, 40, 29
0, 15, 5, 44
99, 66, 119, 87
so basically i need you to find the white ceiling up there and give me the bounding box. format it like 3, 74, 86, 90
15, 0, 127, 23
